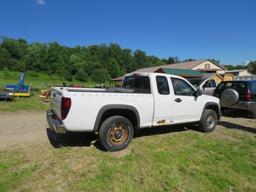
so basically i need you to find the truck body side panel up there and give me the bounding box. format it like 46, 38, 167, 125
61, 92, 154, 131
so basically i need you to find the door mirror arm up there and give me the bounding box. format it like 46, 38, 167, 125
194, 89, 202, 97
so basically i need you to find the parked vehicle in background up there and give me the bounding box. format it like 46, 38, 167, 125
234, 76, 256, 81
0, 91, 14, 101
213, 80, 256, 118
188, 78, 217, 95
47, 73, 221, 151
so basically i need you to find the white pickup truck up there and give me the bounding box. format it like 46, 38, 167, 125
47, 72, 221, 151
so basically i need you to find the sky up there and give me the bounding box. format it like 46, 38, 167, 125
0, 0, 256, 65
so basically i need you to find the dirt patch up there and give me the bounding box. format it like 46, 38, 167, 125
112, 147, 131, 158
0, 111, 50, 150
0, 111, 255, 153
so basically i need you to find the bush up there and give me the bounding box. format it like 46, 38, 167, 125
64, 70, 73, 81
75, 69, 88, 82
91, 68, 111, 83
248, 61, 256, 74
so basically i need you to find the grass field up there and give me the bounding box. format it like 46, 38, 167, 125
0, 70, 96, 112
0, 117, 256, 192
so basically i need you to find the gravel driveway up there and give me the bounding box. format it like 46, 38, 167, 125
0, 110, 255, 151
0, 111, 49, 150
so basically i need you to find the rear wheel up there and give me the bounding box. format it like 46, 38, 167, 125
99, 116, 134, 151
199, 109, 218, 132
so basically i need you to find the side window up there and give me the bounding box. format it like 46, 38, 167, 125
204, 80, 212, 88
250, 82, 256, 93
211, 80, 217, 87
204, 80, 216, 88
171, 77, 195, 96
225, 82, 233, 88
156, 76, 170, 95
216, 82, 226, 92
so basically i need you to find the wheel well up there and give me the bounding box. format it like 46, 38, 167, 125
97, 109, 139, 131
205, 105, 220, 120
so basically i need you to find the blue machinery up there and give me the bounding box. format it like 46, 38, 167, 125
5, 73, 31, 97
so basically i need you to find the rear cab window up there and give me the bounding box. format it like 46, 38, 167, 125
156, 76, 170, 95
122, 76, 151, 93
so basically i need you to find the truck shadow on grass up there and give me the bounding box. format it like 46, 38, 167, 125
220, 109, 256, 134
222, 108, 252, 119
46, 128, 98, 148
219, 121, 256, 134
46, 125, 191, 150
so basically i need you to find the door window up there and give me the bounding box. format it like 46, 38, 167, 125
204, 80, 216, 88
156, 76, 170, 95
171, 78, 195, 96
211, 80, 217, 87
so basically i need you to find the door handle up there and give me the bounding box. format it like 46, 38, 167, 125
175, 98, 182, 103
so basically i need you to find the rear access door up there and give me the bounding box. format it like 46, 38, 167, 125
152, 75, 174, 126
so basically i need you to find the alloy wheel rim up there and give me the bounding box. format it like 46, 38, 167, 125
206, 115, 215, 129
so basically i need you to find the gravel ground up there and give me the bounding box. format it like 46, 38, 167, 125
0, 110, 255, 151
0, 111, 49, 150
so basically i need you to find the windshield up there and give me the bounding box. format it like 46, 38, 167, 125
122, 76, 151, 93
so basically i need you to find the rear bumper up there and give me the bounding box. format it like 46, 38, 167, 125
221, 101, 256, 113
47, 110, 66, 133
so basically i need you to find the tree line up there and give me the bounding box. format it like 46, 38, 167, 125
0, 37, 178, 83
0, 37, 255, 83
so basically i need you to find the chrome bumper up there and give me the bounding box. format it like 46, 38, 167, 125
47, 110, 66, 133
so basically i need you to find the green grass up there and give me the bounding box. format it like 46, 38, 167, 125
0, 151, 37, 192
1, 71, 256, 191
0, 70, 96, 112
1, 127, 256, 191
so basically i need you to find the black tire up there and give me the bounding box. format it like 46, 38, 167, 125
199, 109, 218, 132
99, 116, 134, 152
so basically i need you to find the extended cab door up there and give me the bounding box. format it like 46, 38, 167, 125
170, 77, 201, 123
152, 75, 174, 126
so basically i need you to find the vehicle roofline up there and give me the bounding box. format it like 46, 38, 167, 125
124, 72, 186, 79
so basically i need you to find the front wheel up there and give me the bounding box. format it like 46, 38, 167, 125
99, 116, 134, 151
199, 109, 218, 132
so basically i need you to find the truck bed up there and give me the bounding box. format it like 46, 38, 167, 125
53, 87, 150, 94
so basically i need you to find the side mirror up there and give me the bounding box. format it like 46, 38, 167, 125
194, 89, 202, 97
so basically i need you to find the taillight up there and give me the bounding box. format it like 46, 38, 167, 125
61, 97, 71, 120
242, 91, 253, 101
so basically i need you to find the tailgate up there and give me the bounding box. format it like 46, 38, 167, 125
50, 87, 63, 119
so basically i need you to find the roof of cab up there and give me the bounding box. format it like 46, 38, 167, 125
124, 72, 185, 79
